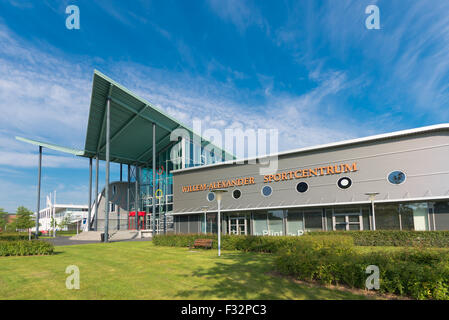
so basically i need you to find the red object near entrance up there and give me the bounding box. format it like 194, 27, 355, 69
128, 211, 147, 230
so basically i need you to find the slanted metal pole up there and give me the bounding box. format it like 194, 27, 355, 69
35, 146, 42, 239
118, 163, 122, 230
94, 155, 99, 231
88, 157, 92, 231
104, 96, 111, 242
152, 122, 156, 235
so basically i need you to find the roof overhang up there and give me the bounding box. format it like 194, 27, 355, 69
17, 70, 234, 166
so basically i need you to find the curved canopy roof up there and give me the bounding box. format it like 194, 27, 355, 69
17, 70, 234, 166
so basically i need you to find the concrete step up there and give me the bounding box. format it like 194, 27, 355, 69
69, 230, 142, 241
109, 230, 139, 241
69, 231, 103, 241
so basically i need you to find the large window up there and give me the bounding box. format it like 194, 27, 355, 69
253, 212, 268, 235
375, 204, 401, 230
267, 210, 284, 235
287, 210, 303, 235
401, 203, 428, 231
375, 202, 429, 230
304, 210, 323, 231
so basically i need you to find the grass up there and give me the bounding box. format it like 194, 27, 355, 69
0, 241, 370, 300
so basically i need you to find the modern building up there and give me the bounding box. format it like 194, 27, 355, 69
34, 202, 88, 233
16, 70, 449, 239
171, 125, 449, 234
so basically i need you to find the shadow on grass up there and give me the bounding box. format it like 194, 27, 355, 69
174, 251, 365, 300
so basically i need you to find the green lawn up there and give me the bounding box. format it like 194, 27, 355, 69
0, 241, 370, 300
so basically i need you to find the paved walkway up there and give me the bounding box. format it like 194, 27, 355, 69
42, 236, 152, 246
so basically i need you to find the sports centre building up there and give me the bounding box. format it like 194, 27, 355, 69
17, 70, 449, 240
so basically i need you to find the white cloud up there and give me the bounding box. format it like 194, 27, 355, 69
206, 0, 270, 34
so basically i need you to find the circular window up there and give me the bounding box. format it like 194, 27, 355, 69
232, 189, 241, 199
261, 185, 272, 197
296, 182, 308, 193
207, 192, 215, 202
388, 171, 406, 185
337, 177, 352, 189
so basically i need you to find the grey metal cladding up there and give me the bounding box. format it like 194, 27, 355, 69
173, 130, 449, 213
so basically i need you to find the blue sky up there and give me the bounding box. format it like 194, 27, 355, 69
0, 0, 449, 212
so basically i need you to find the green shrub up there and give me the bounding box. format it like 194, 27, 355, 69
153, 233, 353, 253
308, 230, 449, 247
0, 240, 54, 256
0, 232, 29, 241
274, 244, 449, 300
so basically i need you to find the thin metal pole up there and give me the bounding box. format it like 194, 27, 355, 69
104, 96, 110, 242
135, 165, 139, 231
127, 164, 130, 229
94, 155, 99, 231
35, 146, 42, 239
53, 190, 56, 237
88, 157, 92, 231
371, 200, 376, 230
152, 122, 156, 235
118, 163, 122, 230
217, 199, 221, 257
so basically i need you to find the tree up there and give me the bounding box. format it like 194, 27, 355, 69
15, 206, 35, 230
0, 208, 7, 232
59, 213, 72, 231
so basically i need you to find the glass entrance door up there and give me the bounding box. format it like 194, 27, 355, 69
333, 214, 362, 231
228, 217, 247, 235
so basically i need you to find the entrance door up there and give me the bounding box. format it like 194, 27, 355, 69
228, 217, 247, 235
333, 214, 362, 231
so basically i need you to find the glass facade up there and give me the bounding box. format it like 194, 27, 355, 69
130, 137, 227, 232
174, 201, 440, 235
375, 202, 430, 231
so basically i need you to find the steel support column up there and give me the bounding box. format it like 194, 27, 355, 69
35, 146, 42, 239
118, 163, 122, 230
104, 96, 111, 242
135, 165, 139, 231
152, 122, 156, 235
94, 155, 99, 231
127, 164, 130, 229
88, 157, 92, 231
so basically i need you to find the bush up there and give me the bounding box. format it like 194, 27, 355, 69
0, 240, 54, 256
0, 232, 29, 241
153, 233, 353, 253
274, 244, 449, 300
308, 230, 449, 247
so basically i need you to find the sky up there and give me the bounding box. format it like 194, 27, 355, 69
0, 0, 449, 212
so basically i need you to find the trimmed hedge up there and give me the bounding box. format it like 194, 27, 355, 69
308, 231, 449, 247
275, 244, 449, 300
0, 240, 54, 256
153, 233, 353, 253
0, 233, 29, 241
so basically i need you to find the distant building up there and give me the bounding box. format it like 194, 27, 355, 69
34, 204, 88, 232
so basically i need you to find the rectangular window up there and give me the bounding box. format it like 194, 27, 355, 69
375, 204, 400, 230
253, 212, 268, 236
287, 210, 303, 236
401, 202, 428, 231
267, 210, 284, 236
304, 210, 323, 231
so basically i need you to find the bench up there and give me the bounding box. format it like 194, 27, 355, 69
189, 239, 213, 250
